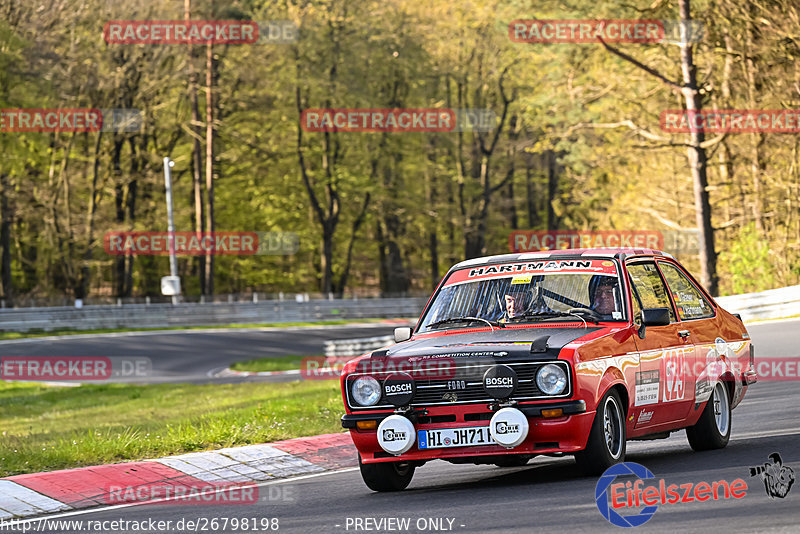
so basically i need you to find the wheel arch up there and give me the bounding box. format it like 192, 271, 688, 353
596, 367, 630, 416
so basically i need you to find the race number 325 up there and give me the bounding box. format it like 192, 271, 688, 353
663, 349, 686, 402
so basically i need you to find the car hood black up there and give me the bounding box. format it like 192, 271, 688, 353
372, 326, 604, 361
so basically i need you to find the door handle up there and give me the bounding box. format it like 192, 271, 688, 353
678, 330, 690, 338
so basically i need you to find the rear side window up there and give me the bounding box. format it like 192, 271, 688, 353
658, 262, 714, 320
627, 262, 676, 323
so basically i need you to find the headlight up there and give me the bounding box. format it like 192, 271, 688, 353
536, 364, 567, 395
351, 376, 381, 406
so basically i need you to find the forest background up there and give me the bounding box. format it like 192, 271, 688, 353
1, 0, 797, 303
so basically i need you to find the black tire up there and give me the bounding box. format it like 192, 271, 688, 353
359, 455, 415, 492
574, 389, 626, 476
493, 455, 531, 468
687, 381, 731, 451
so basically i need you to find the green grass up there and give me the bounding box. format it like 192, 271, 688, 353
0, 318, 399, 341
0, 379, 343, 477
229, 355, 313, 373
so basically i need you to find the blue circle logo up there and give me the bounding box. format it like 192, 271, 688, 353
595, 462, 658, 527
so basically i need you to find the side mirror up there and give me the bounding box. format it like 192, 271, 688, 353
642, 307, 671, 326
394, 327, 412, 343
637, 307, 671, 339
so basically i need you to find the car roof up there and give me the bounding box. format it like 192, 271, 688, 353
450, 247, 674, 271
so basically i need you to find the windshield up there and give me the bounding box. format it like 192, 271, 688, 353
419, 258, 625, 331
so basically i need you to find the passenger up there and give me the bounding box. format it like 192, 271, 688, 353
589, 276, 619, 318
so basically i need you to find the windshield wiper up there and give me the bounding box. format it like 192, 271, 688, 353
426, 316, 505, 330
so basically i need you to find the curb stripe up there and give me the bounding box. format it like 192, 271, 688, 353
0, 481, 71, 516
1, 432, 356, 519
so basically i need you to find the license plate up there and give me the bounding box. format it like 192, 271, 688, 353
417, 426, 493, 449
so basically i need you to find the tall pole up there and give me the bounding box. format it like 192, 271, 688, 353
163, 156, 178, 304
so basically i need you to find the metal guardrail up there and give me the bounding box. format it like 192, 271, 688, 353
324, 335, 394, 357
716, 285, 800, 322
0, 298, 427, 332
321, 285, 800, 357
0, 284, 797, 334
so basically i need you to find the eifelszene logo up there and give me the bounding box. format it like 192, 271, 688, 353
595, 462, 748, 528
750, 453, 795, 499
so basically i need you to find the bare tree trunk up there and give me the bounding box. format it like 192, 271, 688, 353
597, 0, 718, 294
79, 131, 103, 299
112, 139, 125, 297
186, 0, 205, 294
335, 192, 370, 295
0, 173, 11, 301
124, 137, 139, 297
525, 165, 539, 228
679, 0, 718, 295
204, 38, 215, 295
742, 14, 765, 235
463, 66, 515, 258
546, 151, 558, 230
426, 147, 440, 289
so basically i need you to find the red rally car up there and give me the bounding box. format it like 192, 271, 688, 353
340, 248, 758, 491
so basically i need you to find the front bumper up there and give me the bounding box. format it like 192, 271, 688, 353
343, 400, 593, 464
341, 400, 587, 428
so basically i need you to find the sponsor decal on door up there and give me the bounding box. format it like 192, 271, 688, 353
663, 348, 688, 402
635, 370, 660, 406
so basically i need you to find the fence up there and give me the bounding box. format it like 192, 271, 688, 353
0, 298, 427, 332
715, 285, 800, 322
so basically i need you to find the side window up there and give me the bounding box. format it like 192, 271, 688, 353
658, 262, 715, 320
626, 262, 676, 322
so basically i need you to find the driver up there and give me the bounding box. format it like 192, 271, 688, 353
500, 280, 553, 322
589, 275, 619, 318
501, 284, 530, 322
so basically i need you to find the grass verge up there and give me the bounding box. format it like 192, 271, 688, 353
0, 379, 342, 477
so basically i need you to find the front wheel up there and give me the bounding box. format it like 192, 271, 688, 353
575, 390, 626, 476
359, 456, 415, 492
686, 381, 731, 451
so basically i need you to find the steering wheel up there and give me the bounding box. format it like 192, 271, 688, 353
567, 307, 603, 323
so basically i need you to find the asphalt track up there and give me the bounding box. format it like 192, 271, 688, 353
0, 323, 399, 384
8, 318, 800, 533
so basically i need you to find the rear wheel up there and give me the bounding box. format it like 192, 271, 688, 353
575, 390, 626, 476
359, 456, 415, 492
687, 381, 731, 451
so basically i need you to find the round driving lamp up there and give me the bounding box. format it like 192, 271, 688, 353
536, 364, 567, 395
351, 375, 381, 406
